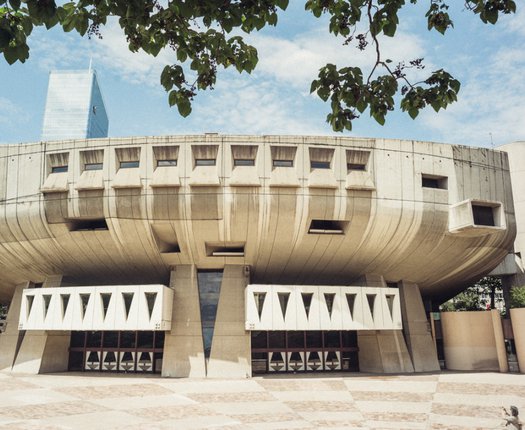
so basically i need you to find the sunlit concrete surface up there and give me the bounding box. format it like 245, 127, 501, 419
0, 371, 523, 429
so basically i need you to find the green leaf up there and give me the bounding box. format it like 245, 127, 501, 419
176, 97, 192, 117
9, 0, 20, 11
168, 90, 178, 107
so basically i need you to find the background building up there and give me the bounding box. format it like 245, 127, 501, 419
41, 69, 108, 141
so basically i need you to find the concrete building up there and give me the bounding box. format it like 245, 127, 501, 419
41, 70, 108, 141
0, 135, 516, 377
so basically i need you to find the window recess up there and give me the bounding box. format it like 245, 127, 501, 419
421, 174, 448, 190
308, 219, 348, 235
206, 243, 245, 257
67, 218, 109, 232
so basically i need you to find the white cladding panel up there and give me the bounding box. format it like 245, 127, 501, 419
245, 285, 402, 331
19, 285, 173, 331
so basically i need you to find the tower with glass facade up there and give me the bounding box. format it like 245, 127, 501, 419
41, 69, 109, 141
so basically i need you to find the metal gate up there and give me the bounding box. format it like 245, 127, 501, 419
251, 330, 359, 374
68, 331, 164, 374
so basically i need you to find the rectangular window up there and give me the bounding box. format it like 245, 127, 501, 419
119, 161, 139, 169
85, 163, 103, 171
273, 159, 293, 168
422, 174, 448, 190
311, 160, 331, 169
208, 246, 245, 257
347, 163, 366, 171
67, 218, 109, 232
195, 159, 216, 166
472, 205, 495, 226
51, 166, 68, 173
157, 159, 177, 167
308, 219, 348, 234
234, 159, 255, 167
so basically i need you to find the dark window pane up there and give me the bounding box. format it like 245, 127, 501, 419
251, 352, 268, 374
154, 352, 163, 374
341, 331, 358, 347
70, 331, 85, 348
157, 159, 177, 167
51, 165, 68, 173
311, 160, 330, 169
324, 331, 340, 348
86, 331, 101, 348
306, 331, 322, 348
120, 161, 139, 168
273, 159, 293, 167
85, 163, 103, 171
268, 331, 286, 348
103, 331, 118, 348
472, 205, 495, 226
154, 331, 165, 349
347, 163, 366, 171
287, 331, 305, 348
137, 331, 154, 348
197, 270, 223, 359
234, 159, 255, 166
251, 331, 268, 349
68, 351, 84, 371
120, 331, 136, 348
195, 158, 215, 166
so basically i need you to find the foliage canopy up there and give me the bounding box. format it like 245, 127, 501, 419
0, 0, 517, 130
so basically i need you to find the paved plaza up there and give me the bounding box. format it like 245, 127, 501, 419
0, 371, 523, 429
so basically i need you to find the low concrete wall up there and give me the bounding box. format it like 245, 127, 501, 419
441, 310, 507, 371
510, 307, 525, 373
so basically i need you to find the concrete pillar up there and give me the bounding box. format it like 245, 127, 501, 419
0, 282, 29, 371
510, 308, 525, 373
398, 281, 440, 372
491, 309, 509, 373
162, 265, 206, 378
207, 265, 251, 378
358, 330, 414, 373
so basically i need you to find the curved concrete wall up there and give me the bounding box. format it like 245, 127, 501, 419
510, 307, 525, 373
0, 135, 515, 302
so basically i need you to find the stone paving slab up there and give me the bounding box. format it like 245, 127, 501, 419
0, 371, 523, 429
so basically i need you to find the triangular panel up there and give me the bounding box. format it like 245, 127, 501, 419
346, 293, 356, 318
43, 294, 52, 318
122, 292, 134, 320
100, 293, 112, 320
278, 292, 290, 318
61, 294, 70, 319
253, 292, 266, 320
324, 293, 335, 318
80, 294, 90, 320
385, 294, 395, 318
366, 294, 376, 319
144, 292, 157, 320
26, 295, 34, 318
301, 293, 313, 319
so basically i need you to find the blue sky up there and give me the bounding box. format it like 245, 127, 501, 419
0, 2, 524, 147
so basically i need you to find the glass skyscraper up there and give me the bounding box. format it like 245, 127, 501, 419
41, 70, 109, 141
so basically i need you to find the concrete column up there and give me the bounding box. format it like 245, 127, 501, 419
10, 275, 70, 374
162, 265, 206, 378
510, 308, 525, 373
358, 330, 414, 373
0, 282, 29, 371
207, 265, 251, 378
491, 309, 509, 373
398, 281, 440, 372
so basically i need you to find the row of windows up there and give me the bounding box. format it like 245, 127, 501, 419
51, 159, 367, 172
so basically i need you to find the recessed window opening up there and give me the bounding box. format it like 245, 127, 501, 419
157, 159, 177, 167
347, 163, 366, 171
207, 243, 245, 257
311, 160, 331, 169
67, 218, 109, 232
51, 165, 68, 173
472, 205, 495, 226
422, 174, 448, 190
85, 162, 103, 171
195, 158, 216, 166
273, 159, 293, 168
308, 219, 347, 234
234, 159, 255, 167
120, 161, 139, 169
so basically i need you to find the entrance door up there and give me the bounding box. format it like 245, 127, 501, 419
251, 330, 358, 374
68, 331, 165, 374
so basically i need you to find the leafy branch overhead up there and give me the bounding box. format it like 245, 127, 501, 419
0, 0, 517, 130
